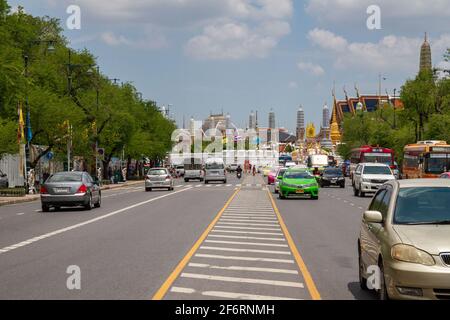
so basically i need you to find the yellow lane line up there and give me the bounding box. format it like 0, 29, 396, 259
267, 189, 322, 300
152, 188, 241, 300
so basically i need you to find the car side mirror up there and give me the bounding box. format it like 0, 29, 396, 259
364, 211, 383, 223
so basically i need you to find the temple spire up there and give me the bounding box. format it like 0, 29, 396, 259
419, 32, 432, 73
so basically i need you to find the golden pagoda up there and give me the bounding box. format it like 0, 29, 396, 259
330, 103, 341, 145
306, 122, 316, 139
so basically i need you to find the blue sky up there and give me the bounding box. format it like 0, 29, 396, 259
8, 0, 450, 132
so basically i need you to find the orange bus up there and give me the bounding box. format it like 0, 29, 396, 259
403, 141, 450, 179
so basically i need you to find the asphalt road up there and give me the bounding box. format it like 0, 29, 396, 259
0, 174, 377, 300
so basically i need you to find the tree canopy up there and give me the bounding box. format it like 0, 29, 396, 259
0, 1, 176, 176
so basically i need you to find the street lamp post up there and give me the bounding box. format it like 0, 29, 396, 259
23, 40, 56, 192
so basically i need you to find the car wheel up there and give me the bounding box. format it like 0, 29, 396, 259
353, 186, 359, 196
279, 193, 285, 200
358, 250, 369, 291
184, 179, 189, 183
145, 187, 152, 192
340, 184, 345, 188
205, 181, 208, 184
84, 194, 93, 210
54, 206, 61, 211
42, 204, 50, 212
311, 195, 319, 200
94, 194, 101, 208
378, 261, 389, 300
359, 185, 365, 197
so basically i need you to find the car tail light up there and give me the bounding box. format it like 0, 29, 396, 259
40, 186, 48, 194
77, 184, 87, 193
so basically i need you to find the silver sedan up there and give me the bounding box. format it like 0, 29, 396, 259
145, 168, 174, 192
40, 171, 101, 212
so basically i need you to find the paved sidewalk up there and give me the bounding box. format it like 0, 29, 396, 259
0, 180, 144, 207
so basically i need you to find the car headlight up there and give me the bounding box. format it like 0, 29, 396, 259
303, 183, 318, 188
391, 244, 435, 266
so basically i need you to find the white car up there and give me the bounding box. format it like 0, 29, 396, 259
285, 161, 297, 168
353, 163, 396, 197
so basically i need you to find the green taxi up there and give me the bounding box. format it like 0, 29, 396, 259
279, 168, 319, 200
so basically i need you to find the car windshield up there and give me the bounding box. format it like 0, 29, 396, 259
148, 169, 167, 175
284, 171, 313, 179
206, 162, 224, 169
363, 166, 392, 175
324, 169, 343, 176
277, 169, 287, 177
363, 153, 392, 165
47, 173, 82, 182
394, 187, 450, 224
425, 154, 449, 174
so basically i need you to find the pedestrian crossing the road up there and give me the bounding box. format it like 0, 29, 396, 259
154, 176, 319, 300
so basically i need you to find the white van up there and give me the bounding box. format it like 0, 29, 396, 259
204, 158, 226, 184
184, 158, 204, 182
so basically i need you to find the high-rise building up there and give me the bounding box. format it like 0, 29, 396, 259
268, 109, 275, 129
420, 32, 432, 73
296, 106, 305, 142
249, 111, 256, 129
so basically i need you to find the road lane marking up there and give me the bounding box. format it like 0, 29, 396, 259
199, 246, 291, 255
194, 253, 294, 264
16, 212, 25, 216
222, 215, 277, 220
211, 229, 283, 236
220, 218, 278, 223
152, 188, 240, 300
188, 263, 298, 275
268, 190, 321, 300
208, 235, 285, 241
0, 187, 193, 255
204, 240, 288, 248
217, 222, 280, 227
181, 273, 304, 288
171, 287, 195, 294
170, 287, 298, 300
214, 226, 281, 231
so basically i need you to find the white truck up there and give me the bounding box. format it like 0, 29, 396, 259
307, 155, 329, 169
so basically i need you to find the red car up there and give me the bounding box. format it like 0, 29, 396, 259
439, 172, 450, 179
268, 169, 278, 185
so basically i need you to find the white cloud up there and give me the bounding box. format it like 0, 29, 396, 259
297, 62, 325, 76
306, 0, 450, 22
307, 28, 347, 52
185, 21, 289, 60
100, 29, 168, 50
67, 0, 293, 59
307, 28, 450, 72
72, 0, 293, 25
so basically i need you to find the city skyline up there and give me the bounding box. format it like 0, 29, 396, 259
8, 0, 450, 132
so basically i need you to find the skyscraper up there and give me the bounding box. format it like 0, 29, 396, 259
420, 32, 432, 73
296, 106, 305, 142
268, 109, 275, 129
249, 111, 256, 129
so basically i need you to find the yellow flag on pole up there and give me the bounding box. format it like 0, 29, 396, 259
18, 101, 25, 144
